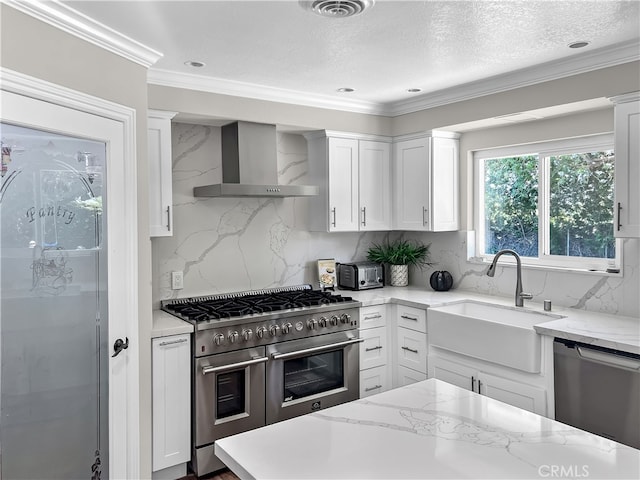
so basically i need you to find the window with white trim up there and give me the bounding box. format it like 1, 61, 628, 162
474, 134, 621, 272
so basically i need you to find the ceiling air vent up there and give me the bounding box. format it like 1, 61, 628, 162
300, 0, 375, 18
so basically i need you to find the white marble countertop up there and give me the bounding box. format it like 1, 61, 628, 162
345, 286, 640, 355
151, 286, 639, 352
215, 378, 640, 480
151, 309, 193, 338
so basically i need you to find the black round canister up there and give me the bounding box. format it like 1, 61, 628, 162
429, 271, 453, 291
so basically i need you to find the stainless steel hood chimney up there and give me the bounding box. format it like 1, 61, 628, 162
193, 121, 319, 197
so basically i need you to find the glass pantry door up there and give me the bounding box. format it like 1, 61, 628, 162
0, 122, 108, 479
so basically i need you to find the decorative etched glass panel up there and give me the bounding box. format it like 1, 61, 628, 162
1, 122, 108, 479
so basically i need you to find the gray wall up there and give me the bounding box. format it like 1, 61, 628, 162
1, 5, 154, 478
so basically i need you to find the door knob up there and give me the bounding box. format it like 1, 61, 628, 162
112, 337, 129, 357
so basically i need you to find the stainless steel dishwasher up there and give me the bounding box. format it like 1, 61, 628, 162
554, 338, 640, 449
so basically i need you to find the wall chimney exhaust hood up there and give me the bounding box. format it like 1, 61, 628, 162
193, 121, 319, 197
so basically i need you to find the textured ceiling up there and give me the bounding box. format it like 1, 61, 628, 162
63, 0, 639, 110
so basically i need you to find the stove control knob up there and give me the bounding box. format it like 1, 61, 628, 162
213, 333, 225, 346
256, 326, 267, 339
242, 329, 253, 341
340, 313, 351, 324
318, 316, 328, 328
269, 324, 280, 337
281, 322, 292, 334
228, 331, 239, 343
307, 318, 318, 330
330, 315, 339, 326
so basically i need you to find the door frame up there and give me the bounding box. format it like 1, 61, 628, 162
1, 67, 140, 479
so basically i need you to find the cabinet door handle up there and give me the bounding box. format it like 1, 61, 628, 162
477, 379, 482, 395
401, 346, 419, 354
617, 202, 622, 231
365, 345, 383, 352
400, 315, 418, 321
331, 207, 336, 227
365, 384, 382, 392
361, 206, 366, 226
471, 376, 476, 392
363, 314, 382, 320
422, 207, 428, 226
159, 337, 188, 347
166, 205, 171, 231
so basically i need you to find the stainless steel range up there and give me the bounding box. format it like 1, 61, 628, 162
162, 285, 362, 477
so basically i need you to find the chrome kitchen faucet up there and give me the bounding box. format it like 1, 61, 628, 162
486, 249, 533, 307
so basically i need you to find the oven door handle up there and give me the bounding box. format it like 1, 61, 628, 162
271, 338, 364, 360
201, 356, 269, 375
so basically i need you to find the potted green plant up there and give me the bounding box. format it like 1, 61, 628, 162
366, 239, 432, 286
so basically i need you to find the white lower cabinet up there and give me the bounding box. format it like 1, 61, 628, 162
360, 326, 389, 370
397, 365, 427, 387
360, 364, 391, 397
396, 327, 428, 373
392, 305, 428, 388
429, 353, 547, 416
152, 334, 191, 476
359, 305, 391, 398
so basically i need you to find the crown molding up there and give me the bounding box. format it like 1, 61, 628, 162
2, 0, 162, 68
147, 69, 386, 115
386, 40, 640, 116
150, 40, 639, 117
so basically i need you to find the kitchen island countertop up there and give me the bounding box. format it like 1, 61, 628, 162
215, 378, 639, 479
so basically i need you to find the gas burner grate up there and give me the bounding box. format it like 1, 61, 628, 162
162, 285, 354, 322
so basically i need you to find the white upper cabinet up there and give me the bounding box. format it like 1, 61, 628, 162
359, 140, 392, 231
393, 132, 459, 231
306, 131, 392, 232
148, 110, 177, 237
611, 93, 640, 238
327, 136, 360, 232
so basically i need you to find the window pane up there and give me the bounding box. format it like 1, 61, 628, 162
483, 156, 539, 257
549, 151, 615, 259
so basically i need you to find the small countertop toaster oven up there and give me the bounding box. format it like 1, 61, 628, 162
337, 261, 384, 290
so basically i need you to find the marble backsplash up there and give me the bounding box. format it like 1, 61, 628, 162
152, 123, 640, 318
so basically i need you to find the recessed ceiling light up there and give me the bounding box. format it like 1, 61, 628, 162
407, 88, 422, 93
300, 0, 375, 18
568, 41, 590, 49
336, 87, 355, 93
184, 60, 206, 68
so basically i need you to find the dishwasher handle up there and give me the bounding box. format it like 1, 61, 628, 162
576, 345, 640, 371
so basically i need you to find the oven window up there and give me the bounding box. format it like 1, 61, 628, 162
216, 370, 245, 419
283, 350, 344, 401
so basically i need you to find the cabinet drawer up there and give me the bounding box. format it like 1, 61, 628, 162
396, 327, 427, 373
396, 305, 427, 332
359, 326, 389, 370
360, 305, 387, 329
360, 365, 391, 398
397, 365, 427, 387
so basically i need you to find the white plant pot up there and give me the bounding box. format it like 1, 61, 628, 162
389, 264, 409, 286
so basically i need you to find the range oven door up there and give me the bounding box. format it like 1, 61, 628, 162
193, 347, 267, 475
266, 331, 362, 424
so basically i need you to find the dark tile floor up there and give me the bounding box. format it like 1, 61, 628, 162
179, 467, 239, 480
